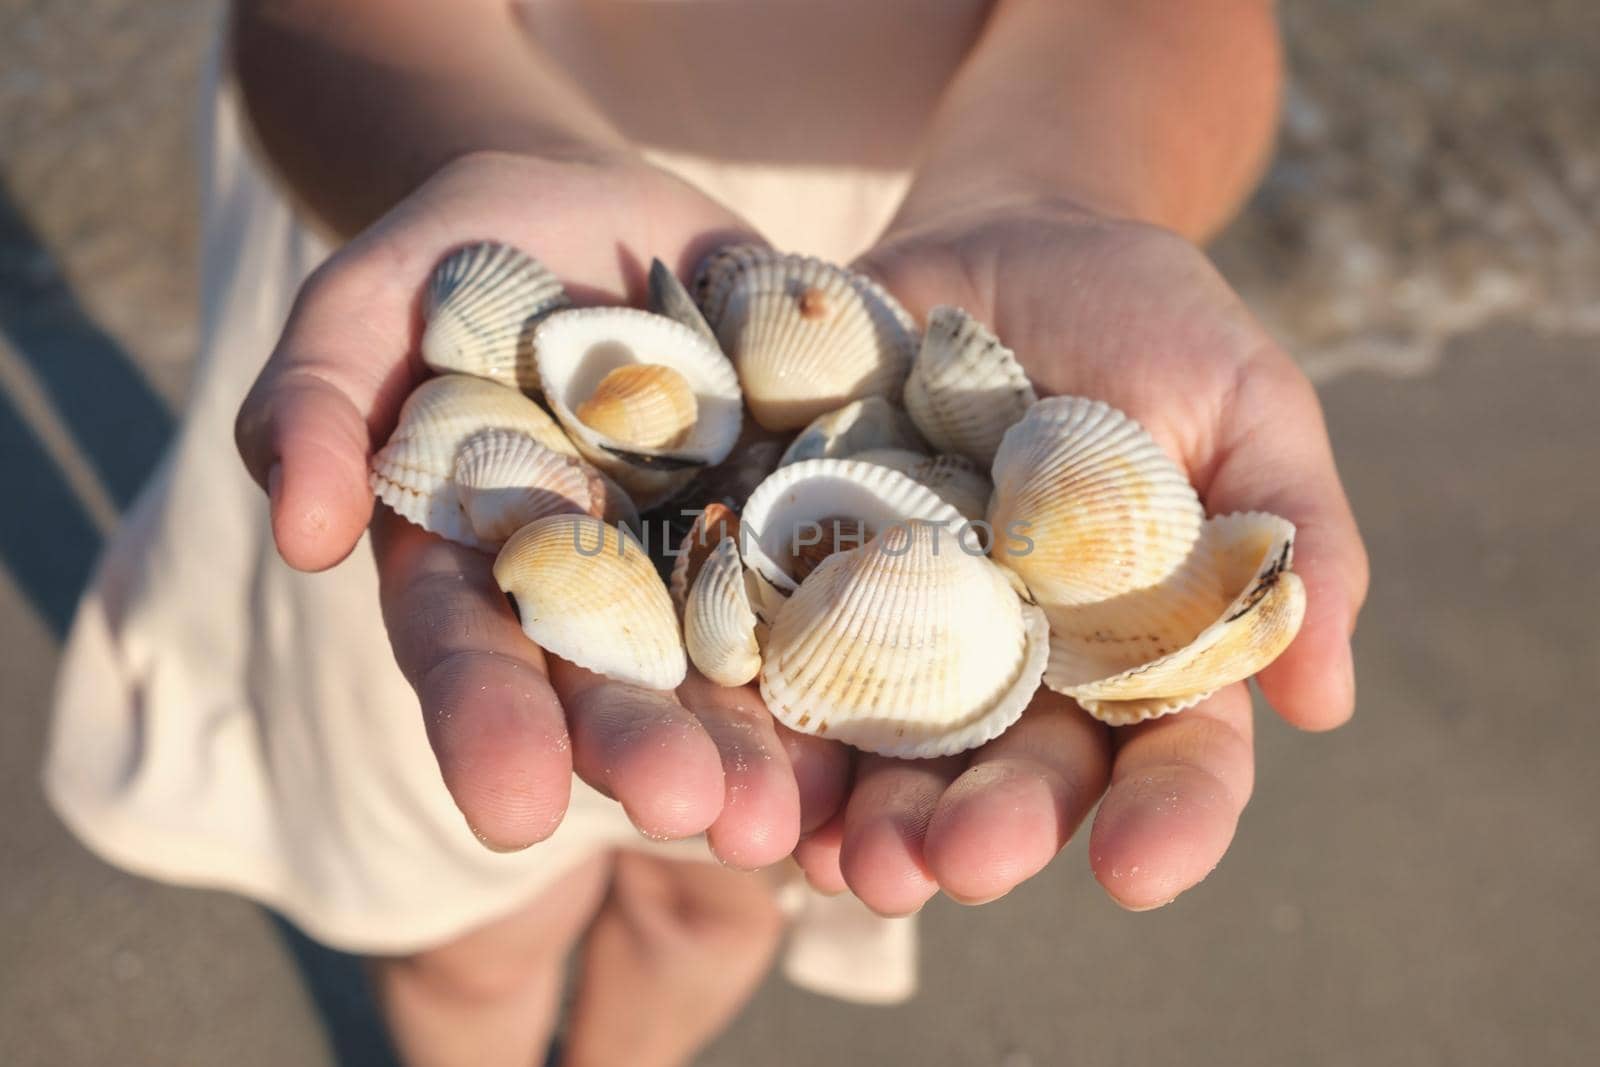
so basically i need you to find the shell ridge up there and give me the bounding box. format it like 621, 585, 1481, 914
1043, 511, 1303, 710
762, 521, 1044, 756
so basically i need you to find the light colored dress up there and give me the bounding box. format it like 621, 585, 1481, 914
44, 2, 989, 1004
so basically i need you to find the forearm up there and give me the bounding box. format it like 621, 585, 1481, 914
893, 0, 1283, 242
232, 0, 631, 238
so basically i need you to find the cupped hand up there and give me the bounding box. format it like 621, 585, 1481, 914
235, 151, 847, 861
788, 200, 1370, 913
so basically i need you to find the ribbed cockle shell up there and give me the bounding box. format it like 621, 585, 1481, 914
760, 522, 1049, 758
493, 514, 686, 690
370, 374, 580, 550
669, 502, 741, 612
421, 242, 569, 390
694, 245, 917, 431
575, 364, 699, 450
987, 396, 1205, 607
684, 536, 763, 688
904, 306, 1036, 465
452, 428, 634, 547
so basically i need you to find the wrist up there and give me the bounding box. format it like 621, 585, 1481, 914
884, 0, 1282, 244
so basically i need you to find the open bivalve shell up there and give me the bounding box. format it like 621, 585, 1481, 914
534, 307, 743, 509
904, 306, 1037, 466
760, 522, 1049, 758
777, 396, 927, 467
1044, 512, 1305, 725
493, 514, 686, 690
988, 396, 1205, 608
853, 448, 993, 522
738, 458, 969, 619
684, 536, 763, 688
453, 428, 636, 548
694, 245, 917, 431
370, 374, 583, 550
421, 242, 569, 390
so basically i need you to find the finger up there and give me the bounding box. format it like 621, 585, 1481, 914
1203, 357, 1370, 731
237, 155, 760, 572
1088, 685, 1255, 910
839, 755, 966, 916
236, 204, 458, 571
373, 508, 573, 851
676, 674, 803, 869
549, 659, 725, 842
793, 812, 849, 895
775, 725, 852, 835
236, 270, 415, 571
924, 692, 1112, 904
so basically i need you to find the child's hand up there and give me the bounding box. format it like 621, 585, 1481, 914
235, 151, 840, 862
786, 202, 1369, 913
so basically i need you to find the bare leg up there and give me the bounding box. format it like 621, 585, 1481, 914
369, 854, 611, 1067
563, 852, 785, 1067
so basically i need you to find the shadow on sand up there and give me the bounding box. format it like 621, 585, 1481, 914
269, 917, 400, 1067
0, 184, 407, 1067
0, 183, 172, 635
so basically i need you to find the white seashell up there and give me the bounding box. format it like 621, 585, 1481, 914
1047, 512, 1306, 724
988, 396, 1205, 608
452, 428, 635, 548
739, 457, 968, 606
760, 523, 1049, 758
684, 536, 762, 687
777, 396, 927, 467
669, 502, 741, 613
853, 448, 993, 522
421, 242, 569, 390
370, 375, 579, 550
493, 514, 686, 690
648, 257, 717, 343
904, 306, 1036, 465
694, 245, 917, 431
535, 307, 743, 509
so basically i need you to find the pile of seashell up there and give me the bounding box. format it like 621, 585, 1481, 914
371, 241, 1305, 758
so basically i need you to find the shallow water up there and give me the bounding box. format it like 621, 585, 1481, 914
1213, 0, 1600, 381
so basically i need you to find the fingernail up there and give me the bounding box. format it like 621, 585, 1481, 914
470, 823, 532, 854
946, 888, 1009, 907
866, 901, 926, 920
1124, 897, 1177, 913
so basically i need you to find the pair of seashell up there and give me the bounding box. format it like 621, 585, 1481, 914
697, 249, 1039, 466
670, 456, 1047, 757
